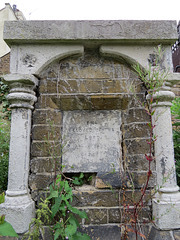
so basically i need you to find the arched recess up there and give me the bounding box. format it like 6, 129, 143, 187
30, 47, 151, 196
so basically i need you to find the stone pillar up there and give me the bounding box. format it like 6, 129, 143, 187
0, 74, 38, 234
150, 84, 180, 230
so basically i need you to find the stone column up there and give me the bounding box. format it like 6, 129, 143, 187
0, 74, 38, 234
150, 83, 180, 230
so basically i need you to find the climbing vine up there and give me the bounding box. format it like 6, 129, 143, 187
120, 45, 169, 240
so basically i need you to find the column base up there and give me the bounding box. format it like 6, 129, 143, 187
0, 194, 35, 234
152, 191, 180, 230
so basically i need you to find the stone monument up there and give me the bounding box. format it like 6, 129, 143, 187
0, 20, 180, 239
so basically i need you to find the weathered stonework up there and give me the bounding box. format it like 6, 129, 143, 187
1, 20, 180, 238
62, 110, 122, 172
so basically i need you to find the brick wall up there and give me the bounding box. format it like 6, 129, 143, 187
0, 53, 10, 75
30, 49, 154, 235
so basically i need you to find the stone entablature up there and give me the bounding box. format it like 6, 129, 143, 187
0, 20, 180, 238
3, 20, 177, 44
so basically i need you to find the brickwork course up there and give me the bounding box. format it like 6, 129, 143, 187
0, 53, 10, 75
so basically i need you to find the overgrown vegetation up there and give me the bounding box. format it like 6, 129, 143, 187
171, 97, 180, 185
120, 45, 169, 240
0, 78, 11, 119
0, 113, 10, 193
0, 78, 10, 193
23, 121, 91, 240
24, 174, 91, 240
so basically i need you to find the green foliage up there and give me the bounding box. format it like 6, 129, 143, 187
133, 45, 167, 92
171, 97, 180, 186
24, 174, 90, 240
48, 174, 90, 240
0, 192, 5, 204
72, 173, 84, 186
124, 45, 169, 240
0, 117, 10, 193
0, 193, 19, 237
23, 198, 51, 240
24, 116, 91, 239
0, 221, 19, 237
171, 97, 180, 123
0, 79, 11, 119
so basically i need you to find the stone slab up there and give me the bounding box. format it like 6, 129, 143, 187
62, 110, 121, 172
4, 20, 177, 44
174, 230, 180, 240
148, 226, 174, 240
95, 172, 122, 188
80, 225, 121, 240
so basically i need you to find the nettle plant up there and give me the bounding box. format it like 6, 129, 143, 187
24, 122, 91, 240
24, 172, 89, 240
120, 46, 168, 240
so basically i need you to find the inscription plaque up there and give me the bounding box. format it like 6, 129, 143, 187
62, 110, 122, 172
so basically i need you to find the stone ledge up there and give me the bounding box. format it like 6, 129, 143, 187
148, 226, 180, 240
4, 20, 177, 45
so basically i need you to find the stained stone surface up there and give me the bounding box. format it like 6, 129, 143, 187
4, 20, 177, 44
62, 110, 122, 172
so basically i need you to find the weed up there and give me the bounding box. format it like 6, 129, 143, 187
121, 45, 168, 240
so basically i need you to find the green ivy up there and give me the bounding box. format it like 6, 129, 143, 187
0, 78, 11, 119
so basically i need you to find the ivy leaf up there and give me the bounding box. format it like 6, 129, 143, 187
0, 221, 19, 237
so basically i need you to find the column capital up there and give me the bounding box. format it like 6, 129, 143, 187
166, 72, 180, 87
152, 89, 175, 108
146, 87, 175, 108
2, 73, 38, 86
1, 74, 38, 109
